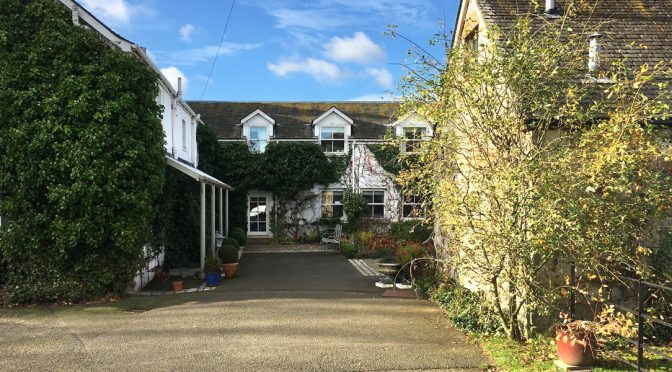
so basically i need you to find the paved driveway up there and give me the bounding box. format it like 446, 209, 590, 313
0, 252, 487, 371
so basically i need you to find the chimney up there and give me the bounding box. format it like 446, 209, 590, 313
544, 0, 559, 14
588, 33, 602, 74
177, 77, 182, 97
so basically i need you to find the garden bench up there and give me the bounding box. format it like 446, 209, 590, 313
320, 224, 342, 246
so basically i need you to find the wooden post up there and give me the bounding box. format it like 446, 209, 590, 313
200, 181, 206, 275
211, 184, 216, 257
225, 189, 229, 237
218, 187, 223, 236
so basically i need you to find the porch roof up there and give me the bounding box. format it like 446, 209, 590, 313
166, 157, 233, 190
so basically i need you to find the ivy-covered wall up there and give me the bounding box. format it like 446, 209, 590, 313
0, 0, 165, 303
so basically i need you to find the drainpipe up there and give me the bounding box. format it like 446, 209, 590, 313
545, 0, 556, 13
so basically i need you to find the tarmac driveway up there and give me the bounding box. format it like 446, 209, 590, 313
0, 252, 487, 371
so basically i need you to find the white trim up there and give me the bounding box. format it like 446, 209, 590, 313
247, 192, 270, 236
312, 107, 354, 125
240, 109, 275, 125
166, 157, 233, 190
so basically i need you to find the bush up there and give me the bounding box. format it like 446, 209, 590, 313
341, 242, 357, 258
230, 228, 246, 246
431, 279, 500, 334
204, 256, 222, 274
388, 220, 432, 243
221, 238, 239, 250
218, 244, 238, 264
355, 230, 374, 246
0, 1, 165, 303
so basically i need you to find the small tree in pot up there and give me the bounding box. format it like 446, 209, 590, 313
204, 256, 222, 286
218, 244, 239, 278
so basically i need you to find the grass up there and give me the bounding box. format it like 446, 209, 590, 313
473, 334, 671, 371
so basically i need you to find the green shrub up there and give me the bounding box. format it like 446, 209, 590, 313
0, 0, 165, 303
218, 244, 238, 264
388, 221, 432, 243
204, 256, 222, 274
221, 238, 239, 250
230, 228, 246, 246
430, 279, 500, 334
341, 242, 357, 258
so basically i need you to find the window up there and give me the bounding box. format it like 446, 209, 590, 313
362, 190, 385, 219
321, 191, 344, 218
464, 27, 479, 51
402, 192, 425, 218
249, 126, 269, 153
403, 127, 427, 153
181, 119, 187, 150
320, 127, 345, 153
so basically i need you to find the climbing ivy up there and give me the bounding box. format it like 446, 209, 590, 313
0, 0, 165, 303
367, 143, 417, 176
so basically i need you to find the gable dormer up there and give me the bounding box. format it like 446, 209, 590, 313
454, 0, 486, 50
240, 109, 275, 153
391, 113, 433, 153
312, 107, 353, 154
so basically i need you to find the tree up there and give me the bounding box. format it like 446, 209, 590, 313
0, 0, 165, 302
393, 3, 672, 340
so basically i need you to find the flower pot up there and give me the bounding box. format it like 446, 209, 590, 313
172, 280, 184, 292
556, 325, 597, 366
222, 263, 238, 278
378, 262, 401, 278
205, 273, 220, 287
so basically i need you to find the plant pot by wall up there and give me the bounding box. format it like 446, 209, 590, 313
172, 280, 184, 292
556, 325, 597, 366
222, 263, 238, 278
205, 273, 220, 287
378, 263, 401, 278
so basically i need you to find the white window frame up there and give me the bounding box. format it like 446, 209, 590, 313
248, 125, 269, 153
362, 190, 386, 219
321, 190, 344, 219
319, 126, 347, 154
402, 127, 427, 153
402, 192, 425, 219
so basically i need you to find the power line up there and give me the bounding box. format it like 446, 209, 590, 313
200, 0, 236, 99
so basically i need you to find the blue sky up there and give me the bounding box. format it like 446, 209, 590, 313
79, 0, 458, 102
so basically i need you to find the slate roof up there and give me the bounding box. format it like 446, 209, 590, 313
188, 101, 401, 140
475, 0, 672, 72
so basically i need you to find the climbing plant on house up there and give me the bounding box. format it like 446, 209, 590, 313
0, 0, 165, 303
392, 4, 672, 340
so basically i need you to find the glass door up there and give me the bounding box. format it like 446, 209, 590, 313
248, 194, 268, 235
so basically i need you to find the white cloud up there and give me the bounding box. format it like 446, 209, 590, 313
80, 0, 131, 23
324, 32, 385, 65
268, 58, 341, 82
365, 67, 393, 88
160, 66, 188, 94
153, 43, 261, 66
179, 24, 195, 42
270, 8, 345, 30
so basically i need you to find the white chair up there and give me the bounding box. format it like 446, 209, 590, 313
320, 224, 342, 246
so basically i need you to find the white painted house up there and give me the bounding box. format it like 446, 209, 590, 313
57, 0, 232, 291
189, 101, 433, 239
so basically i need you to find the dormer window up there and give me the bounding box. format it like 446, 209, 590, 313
320, 127, 345, 153
403, 127, 427, 153
312, 107, 353, 155
240, 109, 275, 154
249, 126, 268, 153
391, 113, 433, 154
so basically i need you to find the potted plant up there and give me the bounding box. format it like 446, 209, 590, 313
172, 279, 184, 292
555, 312, 599, 367
218, 244, 239, 278
377, 254, 401, 278
204, 256, 222, 286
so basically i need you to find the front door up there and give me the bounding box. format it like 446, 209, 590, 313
248, 193, 268, 236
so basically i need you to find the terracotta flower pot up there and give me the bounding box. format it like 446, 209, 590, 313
222, 263, 238, 278
172, 280, 184, 292
556, 325, 597, 366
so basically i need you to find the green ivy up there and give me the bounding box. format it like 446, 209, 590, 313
0, 0, 165, 303
368, 144, 417, 175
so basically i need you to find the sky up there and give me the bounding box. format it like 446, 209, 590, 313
79, 0, 459, 102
